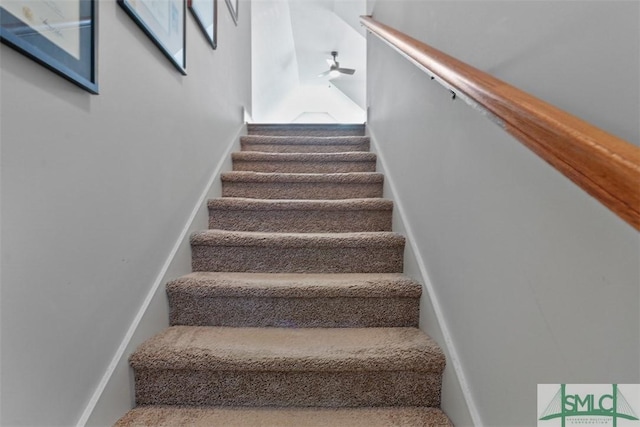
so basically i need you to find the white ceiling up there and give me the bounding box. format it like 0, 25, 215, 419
251, 0, 367, 123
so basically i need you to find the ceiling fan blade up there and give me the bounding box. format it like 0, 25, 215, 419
337, 68, 356, 75
326, 58, 336, 67
317, 70, 331, 77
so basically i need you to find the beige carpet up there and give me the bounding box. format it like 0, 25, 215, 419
232, 151, 377, 173
221, 171, 384, 199
116, 123, 451, 426
115, 406, 452, 426
130, 326, 445, 371
167, 272, 422, 328
190, 230, 405, 273
208, 198, 393, 232
240, 135, 370, 153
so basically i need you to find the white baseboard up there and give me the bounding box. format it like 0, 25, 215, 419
367, 127, 483, 427
76, 126, 244, 427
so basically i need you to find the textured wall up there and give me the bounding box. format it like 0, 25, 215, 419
0, 1, 251, 425
366, 1, 639, 426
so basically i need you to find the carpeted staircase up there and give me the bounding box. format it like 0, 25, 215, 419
115, 123, 452, 426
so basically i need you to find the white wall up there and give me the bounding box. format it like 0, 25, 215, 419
251, 0, 299, 120
333, 0, 366, 37
0, 1, 251, 425
366, 1, 639, 426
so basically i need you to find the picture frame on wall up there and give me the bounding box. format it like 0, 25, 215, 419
117, 0, 186, 74
0, 0, 99, 93
188, 0, 216, 48
225, 0, 238, 25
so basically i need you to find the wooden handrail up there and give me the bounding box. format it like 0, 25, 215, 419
361, 16, 640, 230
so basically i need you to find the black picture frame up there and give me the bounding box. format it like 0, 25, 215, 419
189, 0, 216, 49
225, 0, 238, 25
118, 0, 186, 75
0, 0, 98, 94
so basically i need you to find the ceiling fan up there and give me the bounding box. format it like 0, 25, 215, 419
318, 51, 356, 78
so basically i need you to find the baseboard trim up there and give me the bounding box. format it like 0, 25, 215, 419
367, 127, 483, 426
76, 126, 244, 427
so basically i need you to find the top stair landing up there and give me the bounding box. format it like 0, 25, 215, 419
247, 123, 366, 137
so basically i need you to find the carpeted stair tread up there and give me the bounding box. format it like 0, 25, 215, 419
208, 198, 392, 232
241, 135, 370, 153
208, 197, 392, 212
241, 135, 369, 146
115, 406, 452, 426
247, 123, 366, 136
222, 172, 383, 200
167, 272, 421, 327
129, 326, 445, 372
191, 230, 404, 247
130, 327, 445, 406
190, 230, 404, 273
232, 151, 377, 173
168, 272, 422, 298
222, 171, 383, 183
232, 151, 376, 163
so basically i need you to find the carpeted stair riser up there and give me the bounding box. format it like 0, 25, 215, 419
232, 152, 377, 173
222, 172, 384, 200
130, 326, 445, 408
114, 406, 453, 427
167, 273, 420, 327
208, 198, 393, 232
241, 136, 370, 153
134, 369, 442, 407
190, 231, 405, 273
247, 123, 366, 136
169, 295, 419, 328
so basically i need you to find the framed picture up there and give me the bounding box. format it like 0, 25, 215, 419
225, 0, 237, 25
0, 0, 98, 93
188, 0, 216, 48
118, 0, 186, 74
